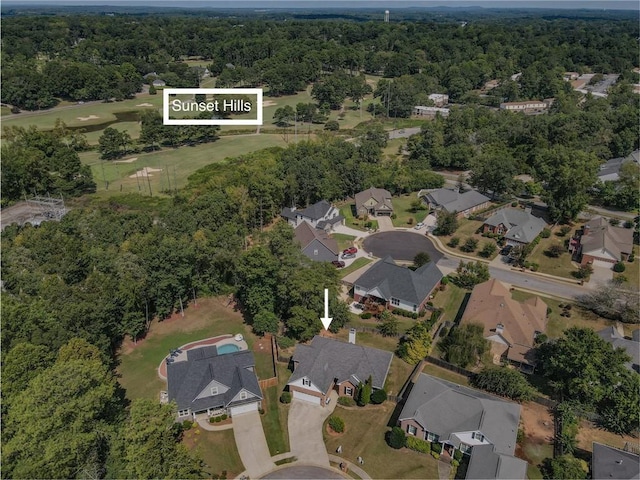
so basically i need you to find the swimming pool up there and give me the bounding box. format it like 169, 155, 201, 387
217, 343, 240, 355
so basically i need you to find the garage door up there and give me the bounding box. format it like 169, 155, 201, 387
592, 259, 614, 268
229, 402, 258, 417
293, 390, 322, 405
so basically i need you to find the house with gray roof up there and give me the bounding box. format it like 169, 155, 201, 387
483, 207, 547, 246
354, 187, 394, 217
353, 256, 443, 313
597, 149, 640, 183
399, 373, 527, 480
287, 335, 393, 406
592, 442, 640, 480
574, 216, 634, 266
597, 326, 640, 373
419, 188, 491, 219
294, 221, 339, 263
281, 200, 344, 231
167, 346, 262, 419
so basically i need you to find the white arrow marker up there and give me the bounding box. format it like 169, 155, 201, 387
320, 288, 333, 331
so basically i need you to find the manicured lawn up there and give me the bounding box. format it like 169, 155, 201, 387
339, 257, 373, 278
431, 284, 466, 325
261, 384, 290, 456
527, 226, 577, 279
117, 297, 253, 400
1, 106, 12, 116
521, 441, 552, 480
334, 329, 399, 353
383, 356, 416, 397
510, 289, 616, 339
438, 218, 496, 260
324, 403, 439, 479
332, 233, 357, 251
622, 245, 639, 290
81, 134, 288, 196
421, 363, 469, 386
391, 193, 428, 227
182, 428, 244, 479
339, 203, 367, 231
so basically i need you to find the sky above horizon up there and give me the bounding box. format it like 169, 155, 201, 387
4, 0, 639, 10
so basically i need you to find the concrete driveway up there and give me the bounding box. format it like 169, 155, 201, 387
232, 410, 275, 478
588, 264, 613, 287
376, 215, 394, 232
288, 392, 338, 467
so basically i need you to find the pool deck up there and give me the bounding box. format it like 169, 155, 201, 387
157, 334, 249, 380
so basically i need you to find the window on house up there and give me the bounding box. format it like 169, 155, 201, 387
240, 391, 247, 400
391, 298, 400, 306
344, 387, 353, 396
459, 443, 471, 454
178, 409, 190, 417
426, 432, 438, 442
407, 425, 417, 436
413, 305, 418, 312
211, 387, 218, 396
472, 432, 485, 442
303, 378, 311, 387
313, 249, 318, 256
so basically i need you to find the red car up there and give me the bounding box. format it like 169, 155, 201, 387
343, 247, 358, 255
332, 260, 346, 268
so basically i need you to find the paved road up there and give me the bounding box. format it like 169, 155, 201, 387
364, 231, 443, 263
262, 465, 346, 479
232, 410, 275, 478
288, 393, 337, 467
387, 127, 421, 139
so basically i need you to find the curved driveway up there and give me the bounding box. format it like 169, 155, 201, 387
262, 465, 345, 479
363, 231, 443, 262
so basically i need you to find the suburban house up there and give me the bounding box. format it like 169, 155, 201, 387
592, 442, 640, 480
563, 72, 580, 81
167, 346, 262, 419
570, 216, 634, 266
597, 326, 640, 373
152, 79, 166, 87
352, 256, 443, 313
483, 208, 547, 246
399, 373, 527, 480
499, 100, 551, 112
419, 188, 491, 219
354, 187, 394, 217
413, 106, 450, 117
597, 149, 640, 182
428, 93, 449, 107
287, 335, 393, 406
281, 199, 344, 231
293, 221, 339, 263
459, 278, 547, 372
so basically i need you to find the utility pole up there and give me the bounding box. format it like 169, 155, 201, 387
146, 171, 152, 197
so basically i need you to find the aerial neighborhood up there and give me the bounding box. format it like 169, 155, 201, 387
1, 3, 639, 480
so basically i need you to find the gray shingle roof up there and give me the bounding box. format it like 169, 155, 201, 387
294, 222, 339, 255
354, 187, 393, 213
167, 347, 262, 412
581, 217, 634, 259
399, 374, 521, 456
592, 442, 640, 480
597, 326, 640, 373
423, 189, 491, 214
484, 208, 547, 243
281, 200, 337, 222
466, 444, 527, 479
288, 336, 393, 394
354, 256, 443, 305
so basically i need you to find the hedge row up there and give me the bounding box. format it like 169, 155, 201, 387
406, 436, 431, 454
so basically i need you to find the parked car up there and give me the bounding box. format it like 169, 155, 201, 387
500, 245, 513, 256
332, 260, 346, 268
354, 303, 365, 310
414, 222, 425, 230
341, 252, 356, 259
343, 246, 358, 255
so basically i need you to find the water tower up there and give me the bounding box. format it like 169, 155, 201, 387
384, 10, 389, 22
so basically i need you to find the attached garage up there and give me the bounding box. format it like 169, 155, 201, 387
592, 258, 615, 268
229, 402, 259, 417
292, 390, 322, 405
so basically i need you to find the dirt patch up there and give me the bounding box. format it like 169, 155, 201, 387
262, 100, 278, 107
129, 166, 162, 178
136, 103, 154, 107
577, 419, 639, 452
520, 401, 554, 444
76, 115, 99, 121
113, 157, 138, 164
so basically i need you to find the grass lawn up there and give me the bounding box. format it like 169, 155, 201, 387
324, 403, 438, 479
622, 245, 639, 290
339, 257, 373, 278
261, 384, 290, 456
438, 218, 497, 260
334, 328, 399, 353
521, 441, 552, 480
332, 233, 357, 251
421, 362, 469, 386
510, 289, 618, 339
117, 297, 253, 400
82, 134, 288, 196
527, 227, 577, 279
183, 428, 244, 478
339, 203, 367, 231
391, 193, 428, 228
383, 356, 416, 397
431, 284, 466, 325
1, 106, 12, 116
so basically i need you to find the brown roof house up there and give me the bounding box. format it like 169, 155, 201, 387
572, 217, 634, 266
293, 222, 339, 263
460, 279, 547, 372
354, 187, 394, 217
287, 335, 393, 407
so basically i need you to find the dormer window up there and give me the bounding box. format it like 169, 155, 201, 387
303, 378, 311, 387
471, 432, 485, 442
240, 391, 247, 400
211, 387, 218, 396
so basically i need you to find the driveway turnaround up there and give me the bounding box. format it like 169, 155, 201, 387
288, 393, 337, 467
261, 465, 346, 479
232, 410, 275, 478
363, 231, 443, 262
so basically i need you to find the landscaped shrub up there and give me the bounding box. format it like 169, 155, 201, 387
360, 312, 372, 319
541, 228, 551, 238
460, 237, 479, 253
276, 336, 295, 349
447, 237, 460, 248
258, 408, 265, 415
328, 416, 345, 433
431, 452, 440, 459
574, 264, 593, 279
613, 261, 626, 273
280, 392, 292, 404
431, 442, 443, 454
338, 396, 356, 407
209, 417, 216, 424
451, 459, 460, 467
530, 263, 539, 272
454, 449, 463, 462
214, 416, 221, 423
182, 420, 193, 429
629, 254, 635, 262
511, 201, 518, 207
221, 414, 228, 421
387, 427, 407, 449
371, 389, 388, 404
411, 312, 418, 319
406, 436, 431, 454
324, 120, 339, 131
558, 226, 572, 237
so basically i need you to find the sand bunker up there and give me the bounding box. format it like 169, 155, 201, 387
136, 103, 154, 107
129, 167, 162, 178
77, 115, 100, 121
113, 157, 138, 164
262, 100, 277, 107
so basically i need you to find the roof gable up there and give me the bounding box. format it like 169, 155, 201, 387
294, 222, 339, 254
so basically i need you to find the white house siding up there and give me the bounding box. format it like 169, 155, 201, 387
229, 402, 259, 416
392, 297, 420, 313
288, 377, 323, 394
229, 388, 259, 404
194, 379, 230, 400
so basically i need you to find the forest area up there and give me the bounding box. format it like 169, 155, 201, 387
1, 8, 640, 479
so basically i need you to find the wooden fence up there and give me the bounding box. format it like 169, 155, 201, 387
259, 377, 278, 389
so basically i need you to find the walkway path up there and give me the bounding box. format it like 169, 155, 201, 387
232, 410, 276, 479
437, 459, 452, 480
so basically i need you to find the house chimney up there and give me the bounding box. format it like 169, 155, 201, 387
349, 328, 357, 344
496, 323, 504, 334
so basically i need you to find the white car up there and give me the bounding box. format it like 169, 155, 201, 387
414, 222, 425, 230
